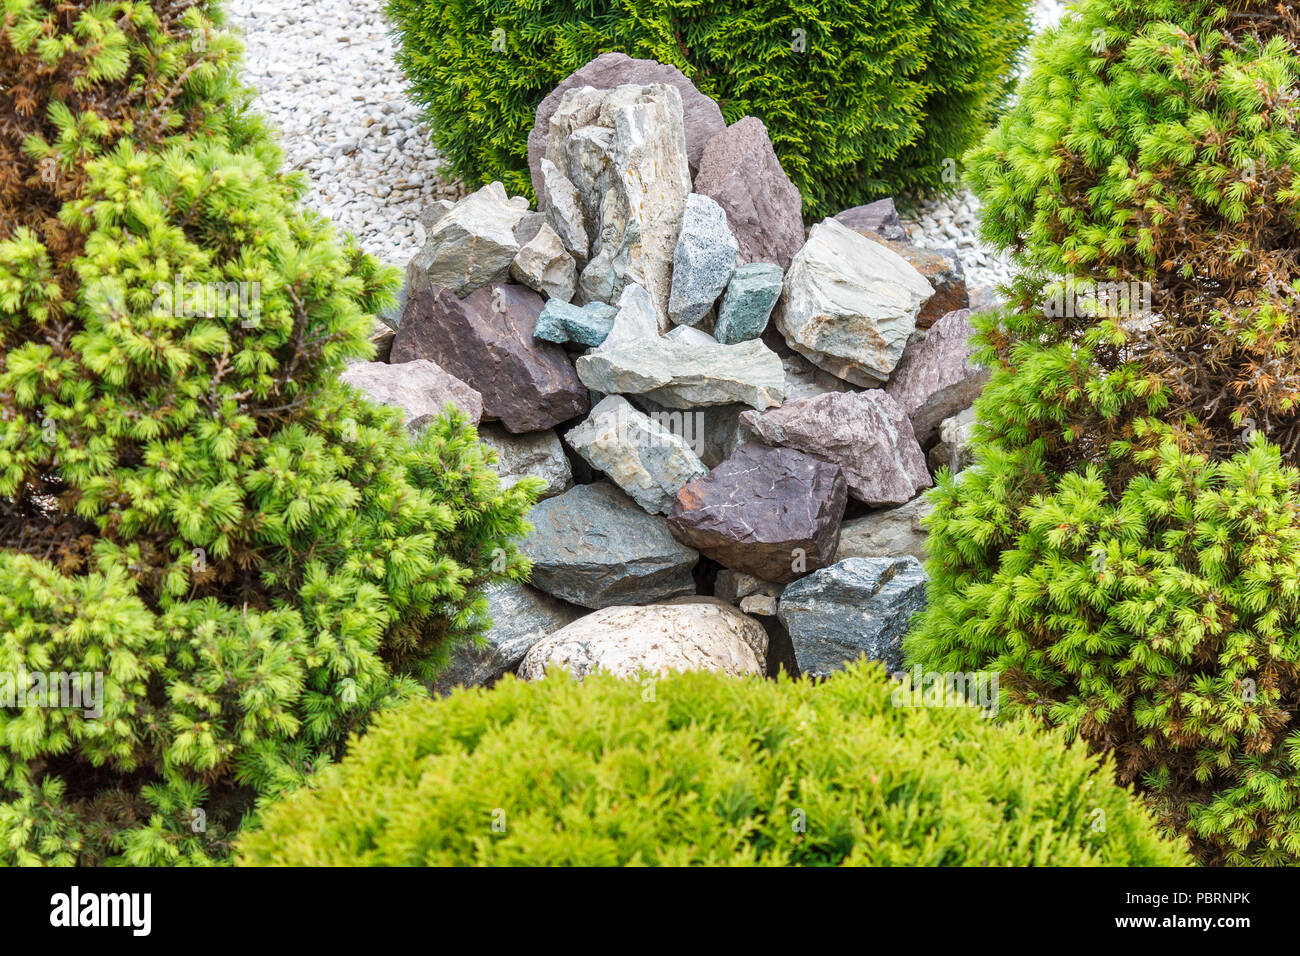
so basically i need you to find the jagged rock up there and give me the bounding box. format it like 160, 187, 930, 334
376, 280, 406, 333
477, 423, 573, 500
517, 599, 766, 681
528, 52, 727, 204
663, 324, 716, 346
834, 495, 934, 564
776, 217, 933, 386
777, 556, 927, 677
885, 308, 988, 445
668, 194, 738, 327
622, 394, 741, 468
834, 199, 906, 242
534, 299, 618, 347
510, 222, 577, 301
544, 84, 692, 327
599, 283, 660, 349
778, 349, 857, 402
565, 395, 708, 515
693, 117, 804, 270
715, 262, 783, 344
740, 594, 778, 616
715, 569, 783, 608
523, 482, 698, 608
576, 337, 785, 410
340, 359, 483, 431
927, 407, 977, 475
418, 199, 456, 235
540, 159, 589, 265
857, 232, 968, 330
391, 281, 588, 433
369, 323, 396, 361
406, 182, 527, 299
513, 211, 546, 246
740, 390, 930, 506
668, 442, 846, 584
432, 583, 585, 694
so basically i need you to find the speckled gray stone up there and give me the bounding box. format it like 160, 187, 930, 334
668, 194, 738, 327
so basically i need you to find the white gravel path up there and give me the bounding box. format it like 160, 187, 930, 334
227, 0, 1072, 293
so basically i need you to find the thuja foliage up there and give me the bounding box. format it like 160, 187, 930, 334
384, 0, 1035, 218
908, 0, 1300, 864
0, 0, 536, 865
237, 661, 1187, 866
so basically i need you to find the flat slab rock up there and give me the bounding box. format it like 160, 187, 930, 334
576, 336, 786, 410
693, 116, 805, 271
740, 390, 931, 507
522, 481, 699, 609
834, 494, 934, 564
340, 358, 483, 431
529, 52, 726, 204
776, 217, 933, 387
668, 442, 847, 584
390, 281, 588, 433
477, 423, 573, 501
565, 395, 708, 515
777, 556, 928, 677
885, 307, 988, 445
517, 599, 768, 681
431, 583, 585, 695
858, 231, 968, 331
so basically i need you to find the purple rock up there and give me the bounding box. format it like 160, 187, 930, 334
740, 391, 931, 507
885, 308, 988, 445
834, 199, 907, 242
390, 281, 588, 433
693, 117, 805, 271
668, 442, 847, 584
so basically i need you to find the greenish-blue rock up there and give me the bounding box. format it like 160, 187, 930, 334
534, 299, 619, 347
715, 262, 783, 344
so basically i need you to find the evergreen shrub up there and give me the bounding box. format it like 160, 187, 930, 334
383, 0, 1036, 218
908, 0, 1300, 864
237, 661, 1187, 866
0, 0, 536, 865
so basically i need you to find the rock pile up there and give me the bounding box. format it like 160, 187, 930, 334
338, 54, 989, 692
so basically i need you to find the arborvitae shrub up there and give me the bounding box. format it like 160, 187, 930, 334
908, 0, 1300, 864
383, 0, 1035, 218
236, 661, 1187, 866
0, 0, 536, 865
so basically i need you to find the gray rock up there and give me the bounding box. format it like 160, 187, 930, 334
715, 263, 783, 344
668, 193, 738, 327
834, 199, 906, 242
927, 407, 977, 475
777, 556, 928, 677
477, 423, 573, 500
528, 52, 726, 206
834, 495, 934, 564
739, 594, 778, 616
513, 211, 547, 246
418, 199, 456, 235
545, 84, 692, 328
693, 117, 804, 270
576, 337, 785, 410
522, 482, 699, 608
406, 182, 527, 298
663, 324, 716, 346
534, 299, 618, 347
714, 569, 784, 615
340, 358, 483, 430
391, 281, 588, 433
778, 349, 857, 402
432, 583, 585, 694
540, 159, 589, 265
517, 600, 766, 681
668, 442, 847, 584
598, 283, 660, 349
776, 217, 934, 386
740, 390, 930, 506
885, 308, 988, 445
510, 221, 577, 301
565, 395, 708, 514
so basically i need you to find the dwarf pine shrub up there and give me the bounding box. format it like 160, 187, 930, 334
236, 661, 1187, 866
0, 0, 537, 865
908, 0, 1300, 864
384, 0, 1035, 218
